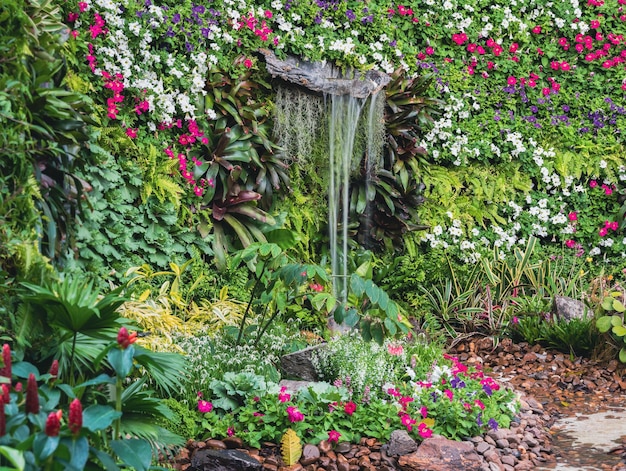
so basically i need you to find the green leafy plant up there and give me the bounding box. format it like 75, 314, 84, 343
0, 334, 184, 470
596, 294, 626, 362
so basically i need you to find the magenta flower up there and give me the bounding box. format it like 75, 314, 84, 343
328, 430, 341, 443
278, 386, 291, 403
344, 401, 357, 416
198, 400, 213, 413
286, 406, 304, 422
401, 413, 417, 431
444, 389, 453, 401
418, 422, 433, 438
568, 212, 578, 222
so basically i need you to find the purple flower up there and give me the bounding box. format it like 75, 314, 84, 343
476, 414, 483, 427
346, 9, 356, 21
530, 106, 538, 113
488, 418, 498, 431
482, 384, 493, 396
361, 15, 373, 23
562, 105, 570, 112
192, 5, 205, 14
172, 13, 181, 24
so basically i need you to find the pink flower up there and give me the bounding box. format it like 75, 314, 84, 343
590, 180, 598, 188
444, 389, 453, 401
425, 46, 434, 55
609, 221, 619, 231
599, 227, 608, 237
474, 399, 485, 410
309, 283, 324, 292
532, 25, 542, 34
344, 401, 357, 416
328, 430, 341, 443
565, 239, 577, 248
399, 396, 414, 410
286, 406, 304, 422
401, 414, 417, 431
264, 10, 272, 18
420, 406, 428, 418
452, 32, 468, 45
278, 386, 291, 403
568, 212, 578, 222
542, 87, 551, 96
602, 184, 613, 195
125, 128, 138, 138
418, 422, 433, 438
227, 427, 235, 436
198, 400, 213, 413
509, 42, 519, 53
507, 76, 517, 85
244, 58, 253, 69
387, 344, 404, 356
590, 20, 600, 29
512, 316, 519, 324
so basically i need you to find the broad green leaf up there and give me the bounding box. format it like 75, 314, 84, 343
0, 446, 25, 470
611, 315, 623, 327
620, 348, 626, 364
613, 325, 626, 337
33, 434, 59, 461
107, 347, 135, 378
614, 300, 626, 313
371, 322, 384, 345
83, 405, 122, 432
110, 439, 152, 471
596, 316, 612, 333
344, 309, 360, 328
63, 437, 89, 470
92, 449, 121, 471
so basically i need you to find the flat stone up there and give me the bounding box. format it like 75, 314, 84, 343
398, 437, 483, 471
190, 449, 262, 471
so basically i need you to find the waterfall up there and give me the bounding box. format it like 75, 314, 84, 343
328, 94, 365, 303
274, 86, 386, 311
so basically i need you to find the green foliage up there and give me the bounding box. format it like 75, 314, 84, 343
514, 312, 599, 358
65, 144, 213, 279
596, 294, 626, 362
312, 332, 444, 399
0, 336, 184, 470
0, 0, 95, 265
209, 372, 267, 413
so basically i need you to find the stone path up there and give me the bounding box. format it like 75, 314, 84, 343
452, 338, 626, 471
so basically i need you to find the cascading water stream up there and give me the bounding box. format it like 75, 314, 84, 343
328, 94, 364, 303
327, 92, 384, 306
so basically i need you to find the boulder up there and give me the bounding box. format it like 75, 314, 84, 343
398, 436, 483, 471
280, 344, 327, 381
260, 49, 390, 98
190, 449, 262, 471
384, 430, 418, 457
553, 296, 589, 321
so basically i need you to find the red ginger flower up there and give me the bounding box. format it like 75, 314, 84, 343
49, 359, 59, 378
117, 327, 137, 349
45, 410, 63, 437
25, 373, 39, 414
1, 384, 9, 404
69, 398, 83, 435
1, 344, 11, 380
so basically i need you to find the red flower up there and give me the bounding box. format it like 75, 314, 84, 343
532, 25, 542, 34
568, 212, 578, 222
45, 410, 63, 437
507, 76, 517, 86
49, 359, 59, 378
509, 42, 519, 53
565, 239, 577, 248
1, 344, 11, 380
1, 384, 9, 404
344, 401, 357, 416
25, 374, 39, 414
328, 430, 341, 443
117, 327, 137, 349
69, 398, 82, 435
451, 33, 468, 45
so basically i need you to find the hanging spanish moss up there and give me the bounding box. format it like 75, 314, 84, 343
273, 86, 325, 165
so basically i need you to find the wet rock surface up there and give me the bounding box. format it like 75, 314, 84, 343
170, 339, 626, 471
